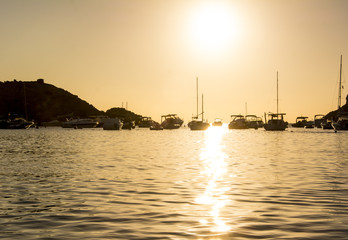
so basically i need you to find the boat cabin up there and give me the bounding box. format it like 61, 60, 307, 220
267, 113, 286, 124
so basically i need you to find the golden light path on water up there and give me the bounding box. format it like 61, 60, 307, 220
195, 125, 232, 234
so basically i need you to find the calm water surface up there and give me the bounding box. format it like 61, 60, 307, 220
1, 126, 348, 239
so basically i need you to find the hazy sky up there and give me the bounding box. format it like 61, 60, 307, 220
1, 0, 348, 123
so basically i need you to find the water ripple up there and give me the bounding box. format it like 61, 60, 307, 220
1, 128, 348, 239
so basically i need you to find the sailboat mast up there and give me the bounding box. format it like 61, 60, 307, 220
196, 77, 199, 118
277, 71, 279, 115
202, 94, 204, 121
338, 55, 342, 109
24, 82, 28, 121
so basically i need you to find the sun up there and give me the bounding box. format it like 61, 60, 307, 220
189, 2, 240, 53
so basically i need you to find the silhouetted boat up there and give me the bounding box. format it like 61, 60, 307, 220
264, 72, 287, 131
304, 120, 314, 128
160, 114, 183, 129
264, 113, 287, 131
331, 55, 348, 131
0, 117, 34, 129
228, 115, 248, 129
150, 121, 163, 130
292, 116, 308, 128
189, 118, 210, 130
61, 118, 98, 128
122, 121, 135, 130
314, 114, 325, 128
188, 78, 210, 131
0, 83, 35, 129
212, 118, 223, 126
332, 113, 348, 131
321, 119, 334, 129
256, 117, 264, 128
102, 118, 123, 130
138, 117, 155, 128
245, 115, 263, 129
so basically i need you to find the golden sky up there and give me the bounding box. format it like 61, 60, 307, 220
1, 0, 348, 123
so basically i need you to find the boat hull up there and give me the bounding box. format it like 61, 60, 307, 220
150, 126, 163, 130
264, 125, 287, 131
228, 121, 248, 129
228, 124, 248, 129
189, 121, 210, 130
264, 120, 287, 131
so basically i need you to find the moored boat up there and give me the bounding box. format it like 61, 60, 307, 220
188, 78, 210, 131
160, 114, 183, 129
61, 118, 98, 128
304, 120, 314, 128
150, 121, 163, 130
332, 112, 348, 131
212, 118, 223, 127
189, 117, 210, 130
292, 116, 308, 128
138, 117, 155, 128
264, 113, 288, 131
102, 118, 123, 130
331, 55, 348, 131
264, 72, 287, 131
0, 117, 34, 129
321, 119, 334, 129
228, 115, 248, 129
122, 120, 135, 130
245, 115, 263, 129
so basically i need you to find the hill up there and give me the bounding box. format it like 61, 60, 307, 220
0, 79, 142, 124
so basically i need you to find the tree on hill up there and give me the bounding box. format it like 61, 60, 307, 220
105, 107, 142, 123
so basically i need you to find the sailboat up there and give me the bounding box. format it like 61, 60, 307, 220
0, 83, 34, 129
331, 55, 348, 131
264, 72, 288, 131
188, 78, 210, 131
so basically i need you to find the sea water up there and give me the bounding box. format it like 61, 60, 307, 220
0, 126, 348, 239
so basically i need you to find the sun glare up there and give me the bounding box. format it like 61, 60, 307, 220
189, 2, 240, 53
195, 126, 231, 233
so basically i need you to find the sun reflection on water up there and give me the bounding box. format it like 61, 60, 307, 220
195, 125, 231, 233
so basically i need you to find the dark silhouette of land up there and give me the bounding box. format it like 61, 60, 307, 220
1, 79, 347, 126
0, 79, 142, 125
324, 95, 348, 120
